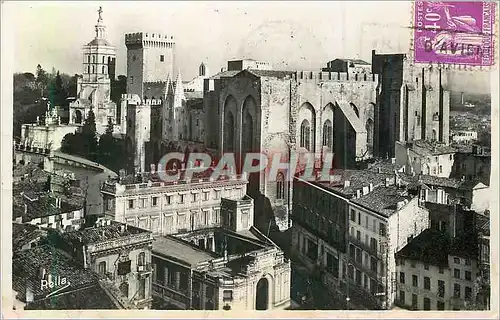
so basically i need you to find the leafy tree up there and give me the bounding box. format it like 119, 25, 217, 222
50, 71, 68, 106
81, 108, 98, 161
61, 133, 77, 154
35, 64, 50, 97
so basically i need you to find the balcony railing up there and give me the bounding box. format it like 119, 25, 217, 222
349, 235, 383, 259
152, 282, 190, 307
349, 257, 379, 280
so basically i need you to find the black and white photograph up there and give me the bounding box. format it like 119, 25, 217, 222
1, 0, 498, 316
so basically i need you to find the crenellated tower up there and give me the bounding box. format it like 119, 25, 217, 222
125, 32, 175, 98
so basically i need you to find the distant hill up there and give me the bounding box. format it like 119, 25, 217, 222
450, 91, 491, 115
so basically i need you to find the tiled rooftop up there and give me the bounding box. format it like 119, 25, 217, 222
351, 185, 413, 217
208, 70, 241, 80
13, 245, 100, 302
330, 58, 371, 65
395, 229, 450, 267
408, 140, 456, 156
246, 69, 295, 79
23, 194, 83, 221
418, 175, 462, 189
59, 221, 151, 245
12, 223, 47, 251
23, 283, 118, 310
449, 232, 479, 259
367, 159, 405, 174
315, 169, 397, 197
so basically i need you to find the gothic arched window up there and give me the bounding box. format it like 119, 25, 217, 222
87, 55, 90, 63
322, 120, 333, 148
366, 118, 374, 149
224, 112, 235, 151
432, 129, 437, 141
92, 65, 95, 74
300, 119, 311, 150
87, 66, 90, 74
102, 56, 105, 64
276, 172, 285, 200
102, 66, 105, 74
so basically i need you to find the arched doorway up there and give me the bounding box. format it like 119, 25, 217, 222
255, 277, 269, 310
75, 110, 83, 124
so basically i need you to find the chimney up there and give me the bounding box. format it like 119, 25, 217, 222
24, 204, 28, 214
369, 183, 374, 192
25, 286, 34, 303
150, 164, 156, 174
396, 201, 404, 210
377, 167, 382, 173
362, 186, 369, 195
343, 180, 351, 188
391, 158, 396, 164
120, 224, 125, 233
38, 267, 47, 280
385, 177, 390, 187
356, 189, 362, 198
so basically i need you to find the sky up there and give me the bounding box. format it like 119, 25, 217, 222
9, 1, 491, 93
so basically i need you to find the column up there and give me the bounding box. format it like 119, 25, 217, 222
201, 282, 206, 309
175, 271, 180, 291
212, 237, 215, 252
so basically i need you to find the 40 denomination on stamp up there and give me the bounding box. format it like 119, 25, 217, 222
414, 1, 496, 66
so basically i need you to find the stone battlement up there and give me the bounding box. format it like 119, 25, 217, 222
120, 94, 163, 106
143, 99, 163, 106
121, 94, 142, 105
292, 71, 378, 83
125, 32, 175, 46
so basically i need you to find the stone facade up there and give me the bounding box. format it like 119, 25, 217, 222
291, 171, 430, 309
101, 170, 248, 235
371, 50, 451, 159
69, 7, 118, 135
150, 194, 290, 310
51, 219, 155, 309
122, 59, 211, 174
395, 229, 483, 310
203, 65, 378, 230
125, 32, 175, 96
395, 140, 456, 178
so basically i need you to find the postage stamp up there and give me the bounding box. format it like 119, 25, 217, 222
414, 1, 496, 66
1, 0, 497, 317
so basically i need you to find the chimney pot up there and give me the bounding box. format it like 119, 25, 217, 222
343, 180, 351, 188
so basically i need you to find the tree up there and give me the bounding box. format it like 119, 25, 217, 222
35, 64, 49, 97
61, 133, 77, 154
49, 71, 68, 106
81, 108, 98, 161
